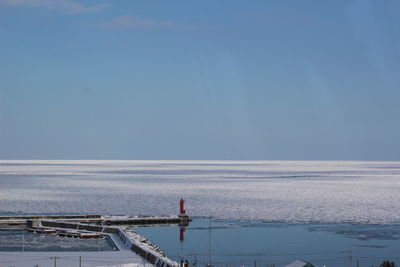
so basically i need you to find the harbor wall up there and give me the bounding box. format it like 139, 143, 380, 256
26, 219, 179, 267
116, 229, 178, 267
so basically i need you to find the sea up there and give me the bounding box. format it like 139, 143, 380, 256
1, 160, 400, 267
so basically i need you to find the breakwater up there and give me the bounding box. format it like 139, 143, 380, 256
1, 214, 191, 226
11, 214, 192, 267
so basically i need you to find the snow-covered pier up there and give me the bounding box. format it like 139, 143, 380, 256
0, 213, 191, 267
24, 218, 181, 267
0, 214, 191, 226
0, 214, 102, 226
104, 215, 191, 226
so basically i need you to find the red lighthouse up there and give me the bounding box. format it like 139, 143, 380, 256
179, 198, 186, 215
178, 198, 190, 243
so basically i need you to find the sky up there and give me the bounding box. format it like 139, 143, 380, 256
0, 0, 400, 160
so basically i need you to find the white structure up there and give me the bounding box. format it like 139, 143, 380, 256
285, 259, 318, 267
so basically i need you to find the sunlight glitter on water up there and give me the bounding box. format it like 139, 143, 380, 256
1, 160, 400, 224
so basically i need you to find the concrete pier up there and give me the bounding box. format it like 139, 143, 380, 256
24, 218, 182, 267
0, 214, 192, 267
103, 215, 191, 226
0, 214, 191, 226
0, 214, 102, 226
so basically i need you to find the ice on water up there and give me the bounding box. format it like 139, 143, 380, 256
1, 160, 400, 224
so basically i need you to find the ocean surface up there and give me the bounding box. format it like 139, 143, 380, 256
0, 231, 116, 252
1, 160, 400, 224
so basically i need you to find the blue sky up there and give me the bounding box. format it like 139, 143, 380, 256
1, 0, 400, 160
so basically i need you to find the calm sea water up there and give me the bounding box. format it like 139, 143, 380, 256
134, 218, 400, 267
0, 231, 116, 252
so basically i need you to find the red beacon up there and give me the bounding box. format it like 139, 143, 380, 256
179, 198, 186, 215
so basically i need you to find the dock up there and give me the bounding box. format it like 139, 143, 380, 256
0, 213, 192, 267
0, 214, 191, 226
0, 214, 102, 226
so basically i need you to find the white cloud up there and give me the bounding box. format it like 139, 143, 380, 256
100, 15, 172, 29
0, 0, 111, 14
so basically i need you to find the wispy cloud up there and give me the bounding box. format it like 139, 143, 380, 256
100, 16, 172, 29
0, 0, 111, 14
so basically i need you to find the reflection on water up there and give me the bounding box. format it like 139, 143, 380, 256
0, 230, 116, 252
134, 218, 400, 267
